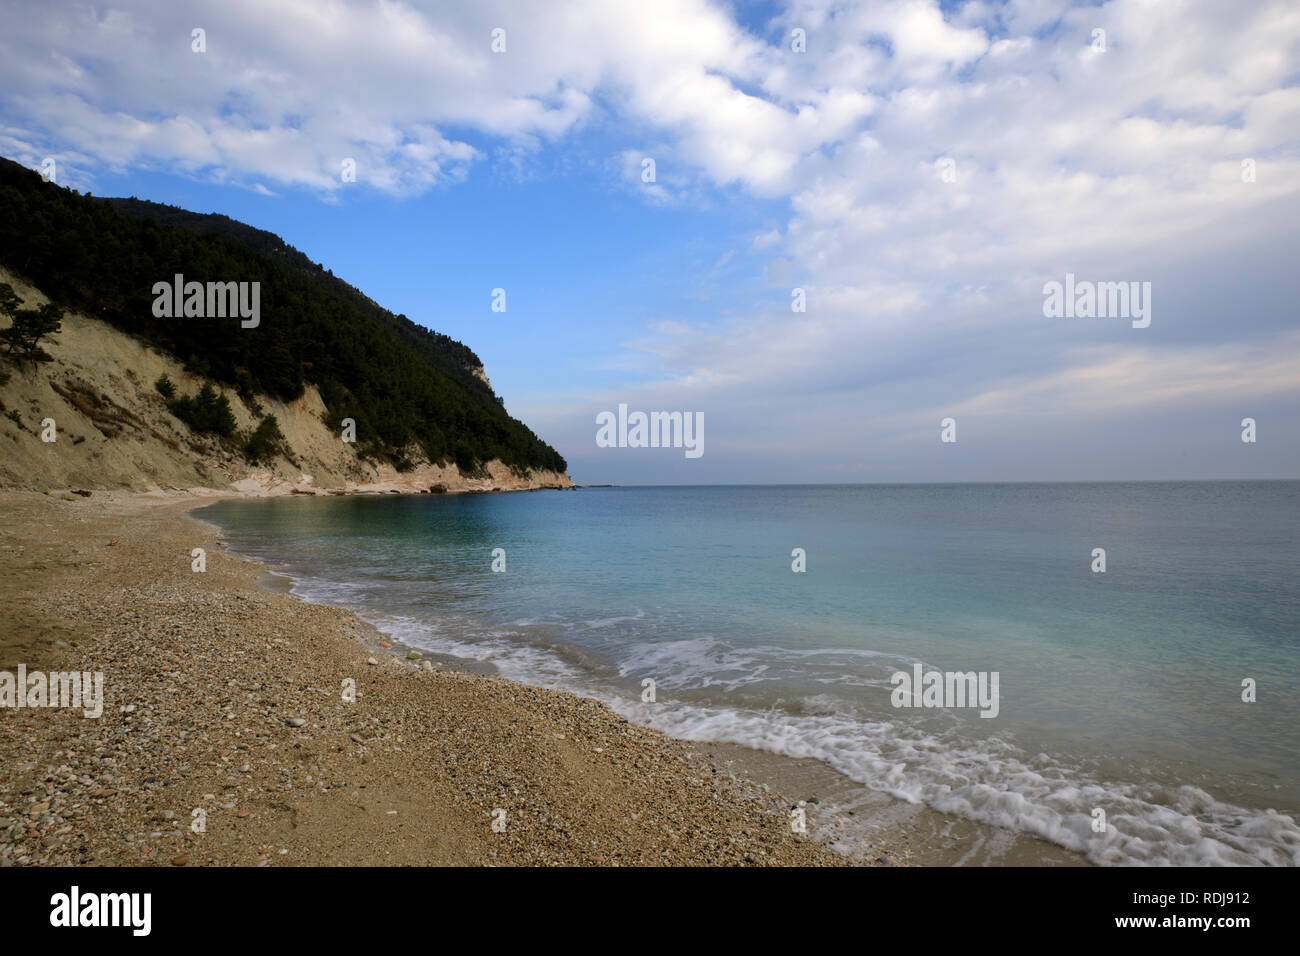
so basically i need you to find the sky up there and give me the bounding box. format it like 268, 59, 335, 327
1, 0, 1297, 484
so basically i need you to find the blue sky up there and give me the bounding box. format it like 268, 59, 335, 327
2, 0, 1298, 484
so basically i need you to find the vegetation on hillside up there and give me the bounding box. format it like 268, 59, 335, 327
244, 413, 287, 464
167, 382, 238, 437
0, 157, 566, 474
0, 281, 63, 367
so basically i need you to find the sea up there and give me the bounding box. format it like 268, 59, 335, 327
196, 481, 1300, 866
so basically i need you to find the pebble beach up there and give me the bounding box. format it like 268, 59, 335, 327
0, 489, 864, 867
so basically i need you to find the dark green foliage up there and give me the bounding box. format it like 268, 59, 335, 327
0, 157, 566, 473
168, 383, 237, 437
0, 282, 62, 366
244, 413, 286, 463
234, 369, 263, 415
0, 283, 18, 321
154, 373, 175, 398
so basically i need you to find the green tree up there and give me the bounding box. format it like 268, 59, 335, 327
168, 382, 237, 437
0, 283, 18, 320
244, 413, 286, 463
1, 283, 63, 366
0, 301, 63, 365
0, 283, 16, 385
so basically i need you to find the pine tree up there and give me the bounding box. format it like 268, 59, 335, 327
0, 284, 63, 365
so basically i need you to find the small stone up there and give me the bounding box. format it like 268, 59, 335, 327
406, 651, 422, 660
285, 717, 307, 728
171, 854, 188, 866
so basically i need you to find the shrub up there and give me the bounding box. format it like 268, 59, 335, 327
168, 382, 237, 437
244, 413, 286, 463
235, 372, 263, 415
154, 373, 175, 398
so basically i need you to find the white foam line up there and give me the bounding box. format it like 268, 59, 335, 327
210, 555, 1300, 867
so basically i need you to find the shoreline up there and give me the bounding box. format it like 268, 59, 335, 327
191, 491, 1090, 867
190, 493, 931, 864
0, 488, 859, 866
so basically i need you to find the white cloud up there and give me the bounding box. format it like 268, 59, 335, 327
3, 0, 1298, 478
0, 0, 873, 196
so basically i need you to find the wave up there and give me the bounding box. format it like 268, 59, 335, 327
214, 536, 1300, 867
349, 609, 1300, 866
610, 697, 1300, 866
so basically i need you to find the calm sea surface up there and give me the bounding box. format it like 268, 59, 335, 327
198, 482, 1300, 865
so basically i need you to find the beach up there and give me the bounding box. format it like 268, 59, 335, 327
0, 489, 863, 867
195, 483, 1300, 867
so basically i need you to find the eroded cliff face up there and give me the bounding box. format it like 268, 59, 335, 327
228, 459, 573, 497
0, 267, 573, 496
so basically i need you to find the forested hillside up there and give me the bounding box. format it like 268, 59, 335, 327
0, 157, 565, 474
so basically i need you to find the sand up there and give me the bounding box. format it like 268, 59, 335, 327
0, 489, 860, 866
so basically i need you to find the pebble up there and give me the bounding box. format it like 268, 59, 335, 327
0, 491, 861, 869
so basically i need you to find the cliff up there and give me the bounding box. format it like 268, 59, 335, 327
0, 266, 572, 496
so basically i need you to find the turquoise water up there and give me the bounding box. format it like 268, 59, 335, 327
198, 482, 1300, 865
